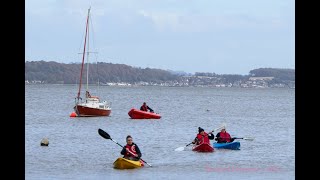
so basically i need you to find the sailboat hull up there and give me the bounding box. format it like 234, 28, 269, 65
74, 105, 111, 117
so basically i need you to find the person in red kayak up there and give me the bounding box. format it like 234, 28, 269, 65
192, 127, 215, 145
140, 102, 154, 112
121, 135, 142, 161
215, 126, 235, 143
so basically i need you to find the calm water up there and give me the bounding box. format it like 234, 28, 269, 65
26, 85, 295, 180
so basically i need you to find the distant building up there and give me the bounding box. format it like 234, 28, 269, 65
249, 77, 274, 81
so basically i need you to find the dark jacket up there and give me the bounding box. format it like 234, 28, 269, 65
140, 105, 154, 112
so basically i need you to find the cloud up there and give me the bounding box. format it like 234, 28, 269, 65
26, 0, 290, 33
26, 0, 294, 74
138, 10, 181, 31
137, 10, 287, 33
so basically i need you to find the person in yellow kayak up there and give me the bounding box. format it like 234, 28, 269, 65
215, 126, 235, 143
140, 102, 154, 112
121, 135, 142, 161
192, 127, 215, 145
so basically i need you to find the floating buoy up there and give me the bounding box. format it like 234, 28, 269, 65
40, 138, 49, 146
70, 112, 77, 117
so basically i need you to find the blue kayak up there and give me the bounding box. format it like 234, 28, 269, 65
213, 142, 240, 150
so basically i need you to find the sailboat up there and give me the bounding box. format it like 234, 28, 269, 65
74, 7, 112, 117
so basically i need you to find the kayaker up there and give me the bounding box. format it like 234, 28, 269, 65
121, 135, 142, 161
140, 102, 154, 112
215, 127, 235, 143
192, 127, 215, 145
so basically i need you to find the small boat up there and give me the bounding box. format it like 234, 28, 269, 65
192, 143, 214, 152
213, 141, 241, 150
113, 157, 144, 169
128, 108, 161, 119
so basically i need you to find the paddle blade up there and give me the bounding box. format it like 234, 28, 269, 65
243, 137, 255, 141
98, 129, 111, 139
234, 137, 255, 141
174, 147, 185, 151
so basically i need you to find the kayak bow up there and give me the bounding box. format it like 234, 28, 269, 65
113, 157, 144, 169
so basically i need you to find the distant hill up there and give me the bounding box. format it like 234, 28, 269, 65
25, 61, 179, 84
25, 61, 295, 86
166, 70, 191, 76
249, 68, 295, 81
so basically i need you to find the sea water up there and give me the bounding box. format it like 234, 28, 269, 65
26, 85, 294, 179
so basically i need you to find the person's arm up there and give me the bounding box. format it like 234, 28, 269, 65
192, 137, 199, 144
140, 106, 143, 110
120, 146, 126, 155
134, 144, 142, 158
227, 133, 234, 142
147, 106, 154, 112
215, 133, 220, 141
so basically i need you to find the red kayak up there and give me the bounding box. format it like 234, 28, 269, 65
192, 143, 214, 152
128, 108, 161, 119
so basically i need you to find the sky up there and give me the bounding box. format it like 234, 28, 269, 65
25, 0, 295, 75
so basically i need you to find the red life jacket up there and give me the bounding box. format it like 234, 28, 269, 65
124, 144, 138, 158
196, 132, 210, 144
219, 132, 231, 142
141, 105, 148, 111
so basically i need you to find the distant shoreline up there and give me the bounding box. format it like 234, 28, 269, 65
25, 83, 295, 89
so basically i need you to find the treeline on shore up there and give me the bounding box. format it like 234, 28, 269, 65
25, 60, 295, 85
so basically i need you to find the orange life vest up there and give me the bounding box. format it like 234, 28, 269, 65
124, 144, 138, 158
196, 132, 210, 144
219, 132, 232, 142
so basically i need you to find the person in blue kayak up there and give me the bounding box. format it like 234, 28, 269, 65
215, 126, 235, 143
121, 135, 142, 161
192, 127, 215, 145
140, 102, 154, 112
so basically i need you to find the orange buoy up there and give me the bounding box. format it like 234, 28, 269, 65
70, 112, 77, 117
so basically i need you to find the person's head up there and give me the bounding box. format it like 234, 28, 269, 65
220, 127, 226, 132
198, 127, 204, 134
126, 135, 133, 145
143, 102, 146, 106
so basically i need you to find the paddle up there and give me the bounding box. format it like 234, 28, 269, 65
174, 125, 225, 151
233, 137, 255, 141
212, 123, 227, 132
215, 137, 255, 142
174, 142, 193, 151
98, 128, 152, 167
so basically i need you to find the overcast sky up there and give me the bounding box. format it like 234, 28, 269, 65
25, 0, 294, 75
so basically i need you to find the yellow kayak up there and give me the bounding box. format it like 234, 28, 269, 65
113, 157, 144, 169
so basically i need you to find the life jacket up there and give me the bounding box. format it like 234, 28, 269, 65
196, 132, 210, 144
141, 105, 148, 111
219, 132, 231, 142
124, 144, 138, 158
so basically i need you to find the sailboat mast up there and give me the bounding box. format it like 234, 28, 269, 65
77, 8, 90, 99
86, 9, 90, 92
